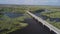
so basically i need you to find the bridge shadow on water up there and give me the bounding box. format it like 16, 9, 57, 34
9, 18, 56, 34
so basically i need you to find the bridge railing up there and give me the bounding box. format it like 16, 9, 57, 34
26, 11, 60, 34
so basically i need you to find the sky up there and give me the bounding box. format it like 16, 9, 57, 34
0, 0, 60, 5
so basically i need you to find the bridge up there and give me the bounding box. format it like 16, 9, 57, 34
26, 11, 60, 34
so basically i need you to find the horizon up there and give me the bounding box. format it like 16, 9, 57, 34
0, 0, 60, 6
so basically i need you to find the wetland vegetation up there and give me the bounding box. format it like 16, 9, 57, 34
0, 5, 60, 34
0, 6, 28, 34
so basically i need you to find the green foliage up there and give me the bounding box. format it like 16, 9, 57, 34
0, 7, 26, 14
41, 11, 60, 18
51, 22, 60, 29
0, 7, 28, 34
41, 10, 60, 29
0, 15, 28, 34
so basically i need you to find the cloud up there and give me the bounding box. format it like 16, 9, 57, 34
0, 0, 20, 4
0, 0, 60, 5
20, 0, 59, 5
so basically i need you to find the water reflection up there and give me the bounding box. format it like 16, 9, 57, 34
49, 18, 60, 22
4, 12, 24, 18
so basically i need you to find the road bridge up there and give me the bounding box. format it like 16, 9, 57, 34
26, 11, 60, 34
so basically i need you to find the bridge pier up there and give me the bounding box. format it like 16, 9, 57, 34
32, 17, 37, 22
43, 25, 50, 31
50, 30, 57, 34
32, 17, 44, 27
43, 25, 51, 34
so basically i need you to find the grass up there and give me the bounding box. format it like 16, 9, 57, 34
46, 20, 60, 29
0, 7, 29, 34
41, 11, 60, 18
51, 22, 60, 29
0, 15, 28, 34
41, 10, 60, 29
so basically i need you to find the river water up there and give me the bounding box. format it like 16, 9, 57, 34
4, 12, 24, 18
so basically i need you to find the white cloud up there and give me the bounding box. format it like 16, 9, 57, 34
0, 0, 59, 5
20, 0, 59, 5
